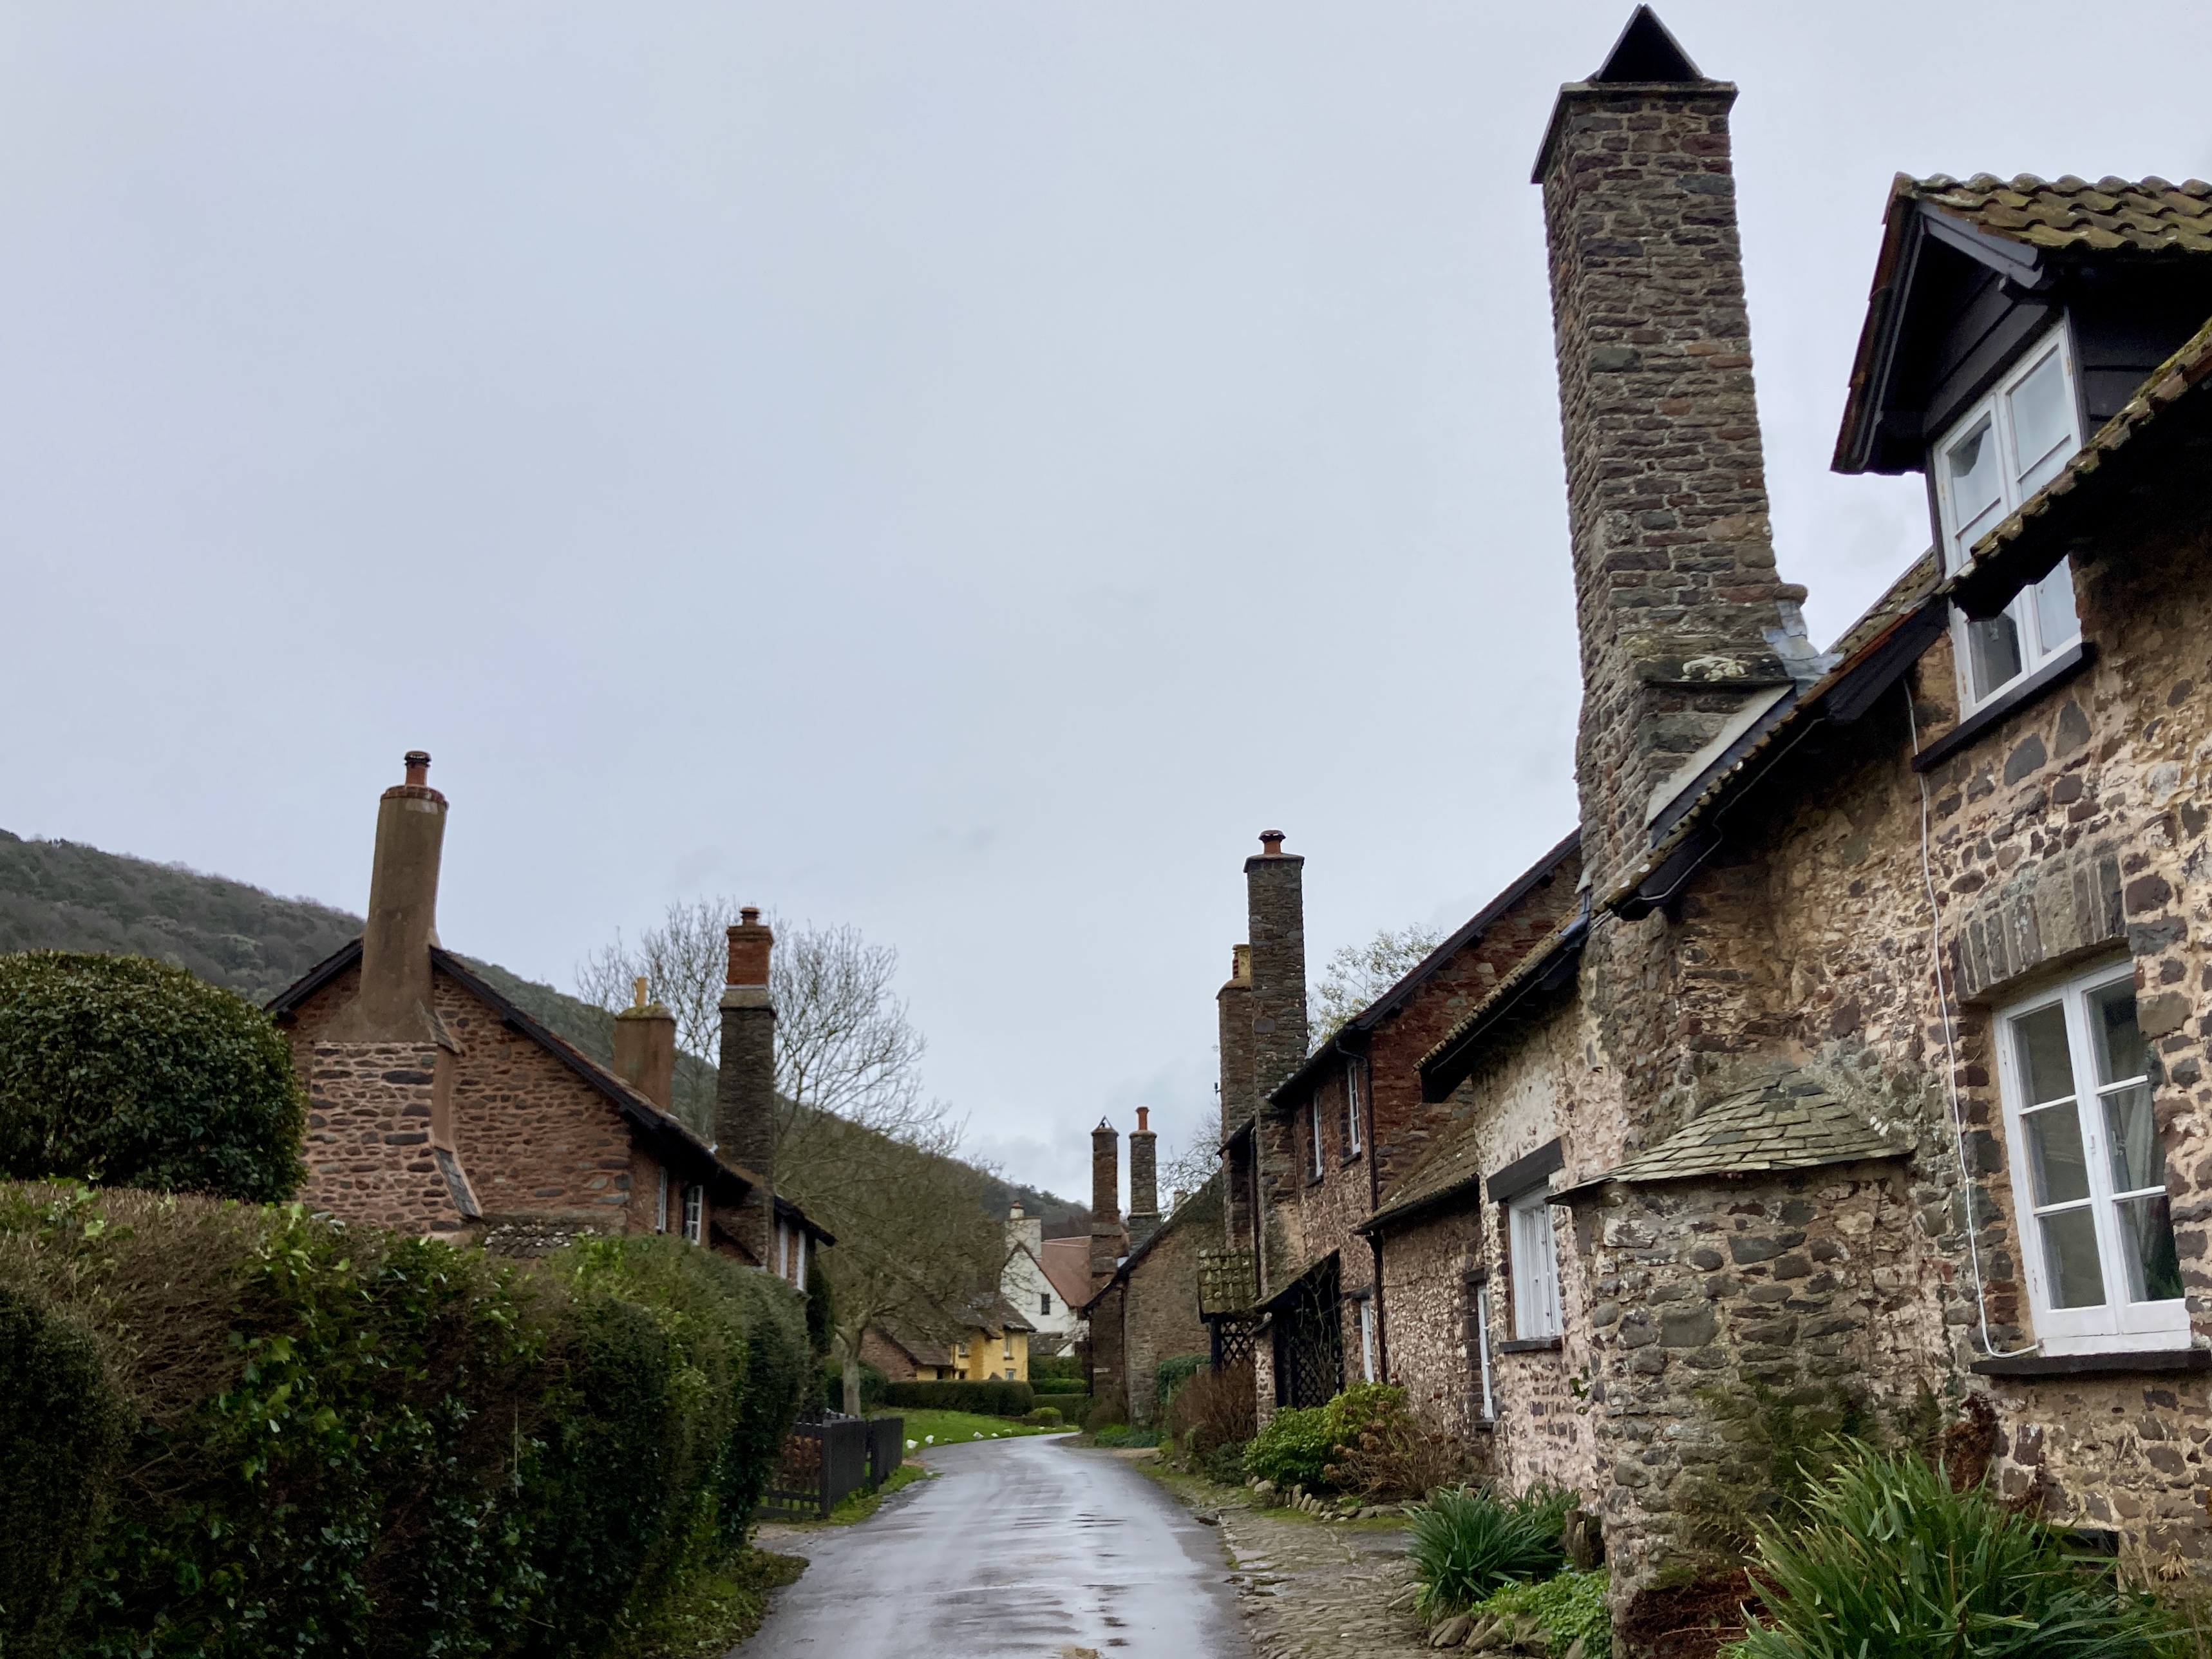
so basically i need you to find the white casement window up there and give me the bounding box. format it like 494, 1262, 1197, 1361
1509, 1188, 1563, 1340
1345, 1063, 1365, 1157
681, 1183, 703, 1246
1998, 963, 2186, 1353
1357, 1295, 1377, 1382
1041, 1292, 1052, 1316
656, 1168, 669, 1234
794, 1228, 807, 1292
777, 1218, 790, 1280
1309, 1095, 1325, 1178
1933, 325, 2084, 713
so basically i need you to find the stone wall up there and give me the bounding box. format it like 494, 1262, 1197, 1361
301, 1040, 469, 1233
1122, 1182, 1224, 1428
1573, 1162, 1928, 1589
1376, 996, 1612, 1497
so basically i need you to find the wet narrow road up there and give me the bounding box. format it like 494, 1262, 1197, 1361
744, 1434, 1244, 1658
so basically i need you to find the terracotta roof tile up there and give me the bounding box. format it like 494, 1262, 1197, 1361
1907, 173, 2212, 257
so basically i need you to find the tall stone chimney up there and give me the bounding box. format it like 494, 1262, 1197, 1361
613, 976, 677, 1112
334, 750, 447, 1042
1217, 944, 1254, 1140
1534, 7, 1816, 889
1244, 832, 1308, 1098
717, 907, 776, 1260
1127, 1106, 1160, 1242
1089, 1117, 1123, 1294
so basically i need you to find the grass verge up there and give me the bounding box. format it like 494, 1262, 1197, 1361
607, 1549, 804, 1659
880, 1407, 1067, 1449
777, 1461, 934, 1528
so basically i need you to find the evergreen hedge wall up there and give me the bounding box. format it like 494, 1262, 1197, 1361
0, 953, 306, 1202
880, 1379, 1034, 1417
0, 1182, 809, 1659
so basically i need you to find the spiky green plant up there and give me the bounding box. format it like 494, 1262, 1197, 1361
1728, 1443, 2182, 1658
1408, 1485, 1570, 1618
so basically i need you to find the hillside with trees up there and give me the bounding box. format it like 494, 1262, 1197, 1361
0, 830, 1080, 1228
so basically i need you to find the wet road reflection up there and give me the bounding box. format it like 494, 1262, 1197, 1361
743, 1435, 1243, 1658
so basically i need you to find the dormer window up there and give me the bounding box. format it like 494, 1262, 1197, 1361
1933, 325, 2083, 711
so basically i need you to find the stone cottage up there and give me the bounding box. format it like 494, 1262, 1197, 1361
270, 752, 827, 1280
1144, 4, 2212, 1639
1082, 1108, 1221, 1425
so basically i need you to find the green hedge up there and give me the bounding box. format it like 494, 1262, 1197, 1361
0, 952, 306, 1202
881, 1379, 1035, 1417
0, 1182, 809, 1659
1030, 1377, 1088, 1394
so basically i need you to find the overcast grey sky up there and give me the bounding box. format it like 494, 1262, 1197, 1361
5, 2, 2207, 1204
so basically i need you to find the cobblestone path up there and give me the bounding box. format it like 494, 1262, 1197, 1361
1207, 1497, 1431, 1659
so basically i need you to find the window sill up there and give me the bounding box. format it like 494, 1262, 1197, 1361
1496, 1336, 1563, 1354
1305, 1173, 1325, 1188
1912, 641, 2095, 773
1969, 1345, 2207, 1379
1343, 1150, 1365, 1167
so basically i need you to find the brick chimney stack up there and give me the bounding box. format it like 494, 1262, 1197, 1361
1244, 832, 1308, 1099
717, 907, 776, 1262
613, 976, 677, 1112
336, 750, 448, 1043
1089, 1117, 1123, 1294
1127, 1106, 1160, 1242
1535, 7, 1817, 889
1217, 944, 1255, 1141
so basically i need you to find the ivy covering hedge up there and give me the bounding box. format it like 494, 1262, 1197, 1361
0, 1182, 809, 1659
881, 1379, 1035, 1417
0, 953, 306, 1201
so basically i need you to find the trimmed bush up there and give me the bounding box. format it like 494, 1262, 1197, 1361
1020, 1406, 1063, 1427
0, 1182, 811, 1659
1729, 1442, 2182, 1658
881, 1379, 1034, 1417
0, 952, 307, 1201
1246, 1403, 1336, 1490
1, 1282, 131, 1659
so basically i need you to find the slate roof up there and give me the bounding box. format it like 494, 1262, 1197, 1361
1360, 1114, 1495, 1235
1268, 830, 1580, 1108
1198, 1248, 1257, 1315
1554, 1072, 1908, 1199
1946, 311, 2212, 620
1906, 173, 2212, 257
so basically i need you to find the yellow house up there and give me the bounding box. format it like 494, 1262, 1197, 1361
863, 1296, 1035, 1384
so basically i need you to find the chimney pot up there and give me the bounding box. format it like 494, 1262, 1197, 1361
725, 909, 773, 988
404, 750, 431, 787
632, 976, 649, 1009
1136, 1106, 1149, 1132
1259, 830, 1285, 856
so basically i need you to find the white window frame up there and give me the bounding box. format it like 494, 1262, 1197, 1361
1996, 962, 2187, 1354
1345, 1061, 1365, 1157
1931, 323, 2084, 716
655, 1168, 669, 1234
1508, 1188, 1563, 1340
1308, 1095, 1325, 1178
1357, 1294, 1377, 1382
794, 1228, 807, 1291
681, 1183, 703, 1246
777, 1218, 790, 1280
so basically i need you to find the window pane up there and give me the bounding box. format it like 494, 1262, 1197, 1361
1967, 610, 2025, 701
2009, 348, 2077, 493
2116, 1195, 2184, 1303
2088, 980, 2148, 1085
2032, 560, 2079, 656
2104, 1082, 2164, 1195
1946, 416, 2003, 535
2013, 1003, 2076, 1105
2025, 1104, 2092, 1206
2038, 1206, 2108, 1307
